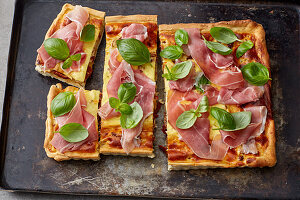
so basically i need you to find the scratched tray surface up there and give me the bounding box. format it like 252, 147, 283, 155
0, 0, 299, 198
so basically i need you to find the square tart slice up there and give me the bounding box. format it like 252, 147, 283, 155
44, 83, 101, 161
99, 15, 158, 158
159, 20, 276, 170
35, 3, 105, 88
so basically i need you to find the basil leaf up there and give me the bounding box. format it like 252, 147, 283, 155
195, 74, 210, 92
176, 110, 197, 129
120, 102, 143, 129
109, 97, 120, 109
62, 57, 73, 69
236, 40, 253, 58
80, 24, 95, 42
118, 103, 133, 115
175, 29, 189, 46
44, 38, 70, 60
58, 123, 88, 143
196, 96, 209, 113
70, 53, 81, 61
118, 83, 137, 104
171, 61, 193, 80
241, 62, 270, 86
210, 27, 241, 44
160, 45, 183, 60
117, 38, 150, 66
222, 111, 252, 131
203, 36, 232, 55
162, 61, 193, 81
210, 107, 236, 130
51, 91, 76, 117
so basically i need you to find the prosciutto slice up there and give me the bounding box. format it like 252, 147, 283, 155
98, 61, 135, 120
217, 85, 264, 105
167, 90, 228, 160
98, 60, 156, 153
121, 71, 156, 153
108, 48, 121, 74
203, 85, 264, 105
37, 6, 88, 71
183, 28, 244, 89
121, 23, 148, 42
241, 139, 258, 154
220, 106, 267, 148
51, 89, 98, 153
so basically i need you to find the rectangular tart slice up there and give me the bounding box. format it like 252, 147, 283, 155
44, 83, 101, 161
159, 20, 276, 170
98, 15, 158, 157
35, 3, 105, 88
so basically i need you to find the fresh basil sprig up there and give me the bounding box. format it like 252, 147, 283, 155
162, 61, 193, 81
208, 27, 253, 57
175, 29, 189, 46
51, 91, 76, 117
241, 62, 270, 86
210, 107, 252, 131
120, 102, 143, 129
236, 40, 254, 58
195, 74, 210, 93
80, 24, 95, 42
160, 45, 183, 60
210, 27, 242, 44
109, 83, 137, 115
202, 36, 232, 55
116, 38, 150, 66
210, 107, 235, 130
62, 54, 81, 69
58, 123, 89, 143
44, 38, 82, 69
109, 83, 143, 129
176, 96, 209, 129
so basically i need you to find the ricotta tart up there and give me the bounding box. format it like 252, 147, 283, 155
35, 4, 105, 88
159, 20, 276, 170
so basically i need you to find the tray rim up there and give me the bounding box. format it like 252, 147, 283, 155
0, 0, 299, 198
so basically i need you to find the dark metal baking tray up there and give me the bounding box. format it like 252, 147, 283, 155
0, 0, 299, 199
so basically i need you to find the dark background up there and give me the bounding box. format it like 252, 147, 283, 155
0, 0, 299, 199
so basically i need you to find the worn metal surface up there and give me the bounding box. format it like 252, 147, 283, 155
0, 0, 299, 199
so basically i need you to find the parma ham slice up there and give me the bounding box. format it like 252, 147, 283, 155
37, 5, 88, 72
183, 28, 244, 89
51, 89, 98, 153
98, 60, 155, 154
121, 23, 148, 42
167, 90, 228, 160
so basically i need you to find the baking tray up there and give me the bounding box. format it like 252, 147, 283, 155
0, 0, 299, 199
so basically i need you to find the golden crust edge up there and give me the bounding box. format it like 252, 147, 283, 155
100, 147, 155, 158
159, 20, 276, 170
44, 83, 100, 161
35, 3, 105, 88
168, 120, 276, 170
105, 15, 157, 23
159, 20, 270, 72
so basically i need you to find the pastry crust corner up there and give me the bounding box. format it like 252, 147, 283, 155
44, 83, 100, 161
